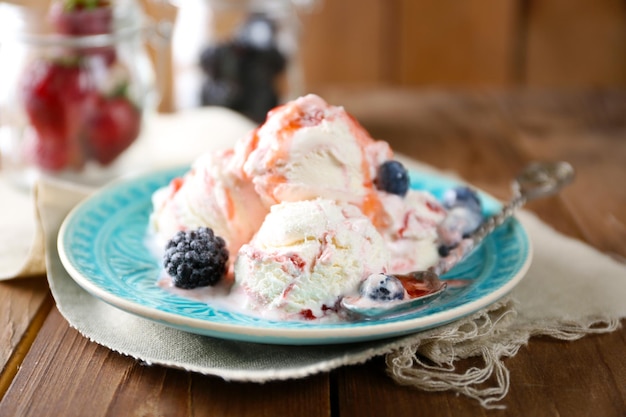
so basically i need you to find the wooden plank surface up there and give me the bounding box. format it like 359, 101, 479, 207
0, 276, 52, 399
500, 91, 626, 255
0, 308, 331, 417
336, 329, 626, 417
0, 89, 624, 416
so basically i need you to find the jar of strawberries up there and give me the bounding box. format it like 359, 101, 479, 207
0, 0, 156, 189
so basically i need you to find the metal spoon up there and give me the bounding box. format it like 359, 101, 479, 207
341, 161, 575, 319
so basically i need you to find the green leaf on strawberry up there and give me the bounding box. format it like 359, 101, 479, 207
61, 0, 111, 11
49, 0, 113, 36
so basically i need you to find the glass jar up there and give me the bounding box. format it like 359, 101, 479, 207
0, 1, 156, 189
172, 0, 314, 122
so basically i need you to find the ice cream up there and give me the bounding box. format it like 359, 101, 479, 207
150, 94, 471, 321
233, 199, 389, 319
150, 149, 268, 258
231, 94, 392, 225
376, 190, 448, 273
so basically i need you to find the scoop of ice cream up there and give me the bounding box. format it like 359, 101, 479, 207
150, 149, 268, 258
233, 198, 390, 319
376, 189, 447, 273
233, 94, 392, 225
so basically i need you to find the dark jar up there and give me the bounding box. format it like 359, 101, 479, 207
172, 0, 314, 123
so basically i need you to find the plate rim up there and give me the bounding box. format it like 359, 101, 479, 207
57, 167, 532, 345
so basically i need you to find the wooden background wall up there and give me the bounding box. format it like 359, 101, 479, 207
299, 0, 626, 90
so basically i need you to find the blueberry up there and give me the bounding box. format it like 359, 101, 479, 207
163, 227, 229, 289
360, 274, 406, 302
375, 160, 410, 196
442, 186, 482, 215
438, 245, 450, 257
440, 206, 484, 243
440, 186, 483, 242
438, 187, 485, 251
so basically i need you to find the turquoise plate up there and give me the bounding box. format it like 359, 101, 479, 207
58, 167, 532, 345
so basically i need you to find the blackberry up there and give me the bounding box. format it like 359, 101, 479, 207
239, 45, 286, 85
375, 160, 410, 197
163, 227, 229, 289
199, 45, 220, 77
199, 43, 242, 80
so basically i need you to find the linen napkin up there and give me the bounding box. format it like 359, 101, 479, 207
0, 180, 46, 279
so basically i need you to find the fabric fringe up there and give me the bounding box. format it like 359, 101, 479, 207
385, 298, 621, 409
527, 317, 621, 341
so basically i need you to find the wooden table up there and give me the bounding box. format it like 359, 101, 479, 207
1, 89, 624, 417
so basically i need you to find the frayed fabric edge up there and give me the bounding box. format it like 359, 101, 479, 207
385, 303, 621, 409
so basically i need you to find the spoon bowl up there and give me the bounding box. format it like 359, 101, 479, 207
341, 271, 448, 319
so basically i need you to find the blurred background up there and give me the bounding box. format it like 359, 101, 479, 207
169, 0, 626, 113
2, 0, 625, 114
300, 0, 626, 91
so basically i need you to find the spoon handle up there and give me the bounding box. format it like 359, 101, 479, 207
470, 193, 525, 246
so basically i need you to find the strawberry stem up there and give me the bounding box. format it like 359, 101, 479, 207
62, 0, 111, 11
110, 82, 129, 99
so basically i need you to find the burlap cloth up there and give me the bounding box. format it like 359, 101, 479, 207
2, 108, 625, 408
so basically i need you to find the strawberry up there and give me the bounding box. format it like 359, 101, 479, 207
84, 94, 141, 165
22, 62, 66, 141
25, 134, 82, 171
49, 0, 113, 36
21, 58, 94, 171
48, 0, 116, 65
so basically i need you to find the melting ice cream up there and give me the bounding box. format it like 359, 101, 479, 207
149, 94, 472, 321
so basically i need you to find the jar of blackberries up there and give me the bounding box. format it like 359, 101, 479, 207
0, 1, 156, 189
174, 0, 313, 123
